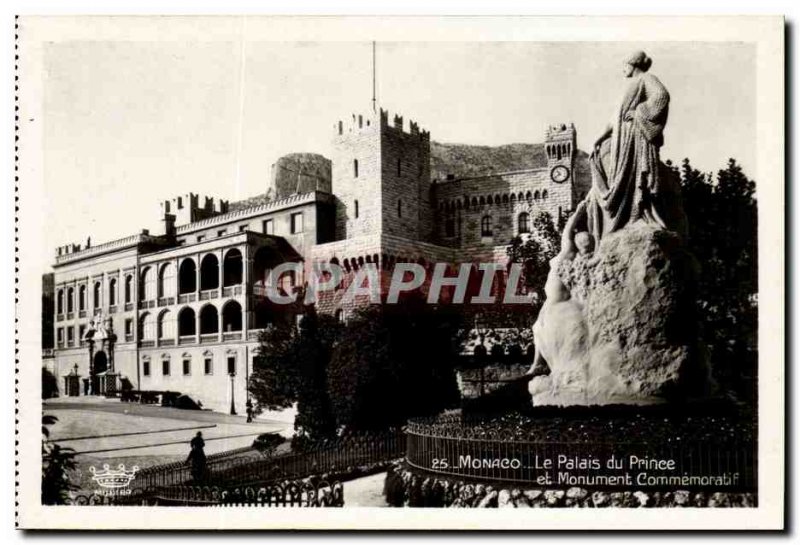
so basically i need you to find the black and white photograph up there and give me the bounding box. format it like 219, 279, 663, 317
14, 15, 784, 530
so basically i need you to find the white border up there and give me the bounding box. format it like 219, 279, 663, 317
12, 14, 784, 531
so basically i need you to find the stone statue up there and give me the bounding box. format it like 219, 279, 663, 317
586, 50, 686, 243
529, 51, 711, 406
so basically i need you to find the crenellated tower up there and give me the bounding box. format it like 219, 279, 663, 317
545, 123, 576, 175
331, 108, 432, 242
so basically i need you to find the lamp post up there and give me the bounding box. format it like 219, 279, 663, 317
229, 371, 237, 415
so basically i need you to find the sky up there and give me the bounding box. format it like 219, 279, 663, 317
41, 40, 756, 270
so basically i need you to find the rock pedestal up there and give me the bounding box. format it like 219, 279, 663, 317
529, 222, 712, 406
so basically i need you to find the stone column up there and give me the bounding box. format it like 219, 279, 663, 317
195, 310, 201, 344
218, 249, 224, 291
195, 253, 201, 295
174, 257, 180, 299
87, 340, 95, 395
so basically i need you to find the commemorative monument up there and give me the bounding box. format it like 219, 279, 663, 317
529, 51, 713, 406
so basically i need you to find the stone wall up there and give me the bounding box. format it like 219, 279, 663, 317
433, 168, 574, 248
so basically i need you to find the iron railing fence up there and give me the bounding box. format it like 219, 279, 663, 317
131, 431, 405, 492
405, 415, 756, 491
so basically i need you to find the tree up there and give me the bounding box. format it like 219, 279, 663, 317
42, 368, 59, 399
42, 415, 77, 505
249, 310, 339, 445
249, 321, 299, 412
506, 210, 560, 314
677, 157, 758, 400
327, 302, 464, 432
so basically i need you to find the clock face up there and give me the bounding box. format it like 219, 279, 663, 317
551, 165, 570, 183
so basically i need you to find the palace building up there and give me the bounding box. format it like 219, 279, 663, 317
47, 107, 590, 413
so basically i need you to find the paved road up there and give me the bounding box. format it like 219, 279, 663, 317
45, 398, 294, 458
44, 400, 289, 427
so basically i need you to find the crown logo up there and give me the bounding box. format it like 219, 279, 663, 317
90, 463, 139, 489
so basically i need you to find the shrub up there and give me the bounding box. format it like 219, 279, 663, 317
42, 368, 59, 399
252, 432, 285, 456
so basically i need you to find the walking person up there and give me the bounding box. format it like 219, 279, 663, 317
186, 431, 207, 484
245, 400, 254, 423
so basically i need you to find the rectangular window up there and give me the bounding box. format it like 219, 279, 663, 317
79, 325, 86, 343
204, 358, 213, 375
57, 328, 63, 344
67, 327, 74, 344
162, 360, 170, 376
143, 360, 151, 376
197, 235, 205, 243
125, 319, 133, 336
183, 359, 191, 376
290, 212, 304, 234
217, 229, 227, 237
262, 219, 274, 235
227, 356, 236, 375
238, 224, 248, 232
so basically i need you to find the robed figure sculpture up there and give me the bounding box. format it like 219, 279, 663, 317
584, 50, 686, 242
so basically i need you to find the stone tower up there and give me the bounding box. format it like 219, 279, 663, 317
331, 108, 432, 242
545, 123, 576, 174
544, 123, 579, 223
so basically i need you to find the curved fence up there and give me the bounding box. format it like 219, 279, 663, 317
131, 431, 405, 492
405, 415, 756, 491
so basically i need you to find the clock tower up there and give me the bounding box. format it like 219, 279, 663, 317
545, 123, 576, 184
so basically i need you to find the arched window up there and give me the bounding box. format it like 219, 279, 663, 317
178, 307, 196, 337
518, 212, 530, 234
158, 263, 176, 298
199, 304, 219, 334
353, 159, 359, 178
481, 215, 492, 237
109, 278, 117, 306
222, 301, 243, 332
57, 290, 64, 315
223, 249, 243, 287
542, 189, 549, 200
140, 267, 156, 301
157, 309, 175, 340
200, 254, 220, 291
178, 259, 196, 294
79, 285, 87, 311
93, 282, 102, 309
124, 275, 133, 303
67, 287, 74, 313
139, 312, 155, 341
